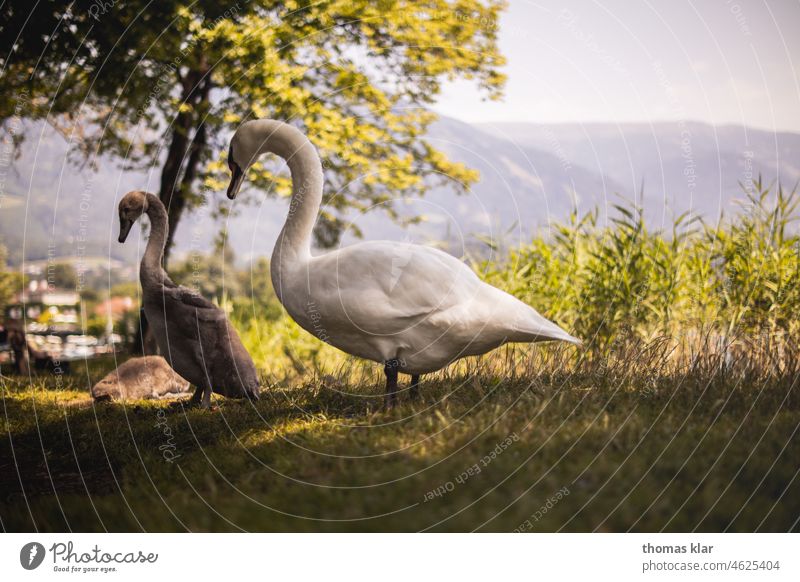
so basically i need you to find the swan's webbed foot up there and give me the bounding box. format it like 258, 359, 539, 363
383, 359, 400, 410
409, 375, 421, 400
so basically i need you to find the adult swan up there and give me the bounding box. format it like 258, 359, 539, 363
226, 119, 580, 408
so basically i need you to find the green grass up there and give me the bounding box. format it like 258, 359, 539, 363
1, 345, 798, 532
2, 180, 798, 532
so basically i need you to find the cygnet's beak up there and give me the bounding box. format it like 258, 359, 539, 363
227, 162, 244, 200
118, 218, 134, 243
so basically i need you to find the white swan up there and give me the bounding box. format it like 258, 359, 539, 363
226, 119, 580, 407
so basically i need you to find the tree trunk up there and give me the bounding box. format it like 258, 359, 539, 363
158, 64, 211, 264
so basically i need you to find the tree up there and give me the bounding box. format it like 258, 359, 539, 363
0, 245, 20, 314
48, 262, 78, 290
1, 0, 506, 257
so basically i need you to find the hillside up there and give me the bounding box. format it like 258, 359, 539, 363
479, 120, 800, 224
1, 117, 796, 266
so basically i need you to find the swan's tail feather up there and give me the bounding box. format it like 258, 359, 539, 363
513, 312, 582, 346
548, 329, 583, 346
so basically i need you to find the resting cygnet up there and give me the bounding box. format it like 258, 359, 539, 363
92, 356, 190, 402
118, 190, 260, 408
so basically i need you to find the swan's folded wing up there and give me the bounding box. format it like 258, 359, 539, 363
162, 287, 225, 322
307, 242, 482, 329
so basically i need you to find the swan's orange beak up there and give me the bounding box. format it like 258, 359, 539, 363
118, 218, 133, 243
227, 162, 244, 200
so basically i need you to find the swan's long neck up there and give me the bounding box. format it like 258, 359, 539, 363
256, 122, 323, 268
140, 193, 169, 288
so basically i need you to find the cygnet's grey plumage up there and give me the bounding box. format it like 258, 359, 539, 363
91, 356, 190, 401
118, 191, 260, 407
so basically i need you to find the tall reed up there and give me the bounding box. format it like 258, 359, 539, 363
238, 178, 799, 382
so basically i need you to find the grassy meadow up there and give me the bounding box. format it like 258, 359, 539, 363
1, 180, 799, 532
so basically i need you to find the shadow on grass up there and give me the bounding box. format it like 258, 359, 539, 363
1, 359, 798, 532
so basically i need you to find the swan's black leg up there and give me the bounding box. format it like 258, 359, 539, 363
409, 374, 421, 399
201, 382, 213, 409
187, 385, 203, 407
384, 359, 400, 409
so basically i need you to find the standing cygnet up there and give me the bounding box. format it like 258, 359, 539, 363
118, 191, 260, 408
92, 356, 190, 402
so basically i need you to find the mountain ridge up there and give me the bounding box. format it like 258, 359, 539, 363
1, 116, 797, 266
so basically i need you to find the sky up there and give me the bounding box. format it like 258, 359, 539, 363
433, 0, 800, 132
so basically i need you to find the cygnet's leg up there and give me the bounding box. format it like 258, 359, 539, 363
384, 359, 400, 409
201, 381, 213, 409
409, 375, 421, 400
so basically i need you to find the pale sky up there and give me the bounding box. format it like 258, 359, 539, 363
434, 0, 800, 132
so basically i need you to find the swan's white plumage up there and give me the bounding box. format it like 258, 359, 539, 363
227, 119, 580, 376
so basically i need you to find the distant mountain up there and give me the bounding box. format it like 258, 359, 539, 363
477, 121, 800, 225
0, 121, 143, 266
423, 116, 628, 231
2, 117, 797, 267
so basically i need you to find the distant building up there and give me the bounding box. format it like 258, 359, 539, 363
5, 279, 81, 330
94, 296, 135, 321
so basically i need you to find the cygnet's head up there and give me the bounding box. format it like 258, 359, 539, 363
117, 190, 150, 243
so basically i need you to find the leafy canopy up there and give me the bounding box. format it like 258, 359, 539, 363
1, 1, 507, 245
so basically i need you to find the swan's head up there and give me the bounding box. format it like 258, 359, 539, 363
226, 140, 246, 200
226, 119, 304, 200
226, 122, 259, 200
117, 190, 150, 243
